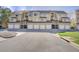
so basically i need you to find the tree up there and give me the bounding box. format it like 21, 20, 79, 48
0, 7, 11, 29
70, 18, 77, 30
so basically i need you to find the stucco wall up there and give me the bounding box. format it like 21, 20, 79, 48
28, 12, 51, 22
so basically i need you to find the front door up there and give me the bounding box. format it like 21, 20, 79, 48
51, 24, 58, 29
20, 25, 27, 29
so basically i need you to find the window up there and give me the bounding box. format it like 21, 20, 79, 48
51, 13, 54, 17
34, 13, 37, 16
20, 25, 27, 29
0, 26, 2, 29
16, 14, 18, 16
20, 25, 23, 29
29, 13, 32, 16
52, 25, 55, 29
52, 24, 58, 29
24, 25, 27, 28
55, 25, 58, 29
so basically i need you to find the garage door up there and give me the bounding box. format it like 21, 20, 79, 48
34, 25, 39, 29
27, 24, 52, 29
77, 25, 79, 30
65, 25, 70, 30
59, 24, 65, 30
8, 23, 14, 29
40, 25, 45, 29
15, 24, 20, 29
27, 25, 33, 29
46, 25, 51, 29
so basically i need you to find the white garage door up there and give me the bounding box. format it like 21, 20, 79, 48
27, 24, 33, 29
46, 25, 51, 29
65, 25, 70, 30
27, 24, 52, 29
77, 25, 79, 30
40, 25, 45, 29
34, 25, 39, 29
8, 23, 14, 29
59, 24, 65, 30
14, 24, 20, 29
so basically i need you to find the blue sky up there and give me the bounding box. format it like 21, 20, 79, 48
7, 6, 79, 12
6, 6, 79, 18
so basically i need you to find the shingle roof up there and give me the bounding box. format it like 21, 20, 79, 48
76, 10, 79, 12
53, 11, 67, 14
29, 10, 67, 14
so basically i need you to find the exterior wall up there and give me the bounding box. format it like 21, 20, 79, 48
56, 13, 66, 20
28, 11, 51, 22
9, 18, 16, 22
75, 10, 79, 30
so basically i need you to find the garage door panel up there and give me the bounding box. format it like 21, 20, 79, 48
8, 24, 14, 29
40, 25, 45, 29
27, 25, 33, 29
15, 24, 20, 29
65, 25, 70, 30
59, 24, 64, 29
27, 24, 52, 29
46, 25, 51, 29
34, 25, 39, 29
77, 25, 79, 30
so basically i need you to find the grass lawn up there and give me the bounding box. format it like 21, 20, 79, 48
58, 32, 79, 44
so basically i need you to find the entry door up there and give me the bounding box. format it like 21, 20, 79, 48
20, 25, 27, 29
51, 24, 58, 29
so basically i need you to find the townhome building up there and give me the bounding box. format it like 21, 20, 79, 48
75, 10, 79, 30
8, 10, 71, 30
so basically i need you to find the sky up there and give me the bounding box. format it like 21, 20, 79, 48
6, 6, 79, 18
7, 6, 79, 12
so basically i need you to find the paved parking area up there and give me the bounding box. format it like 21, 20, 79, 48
0, 32, 79, 52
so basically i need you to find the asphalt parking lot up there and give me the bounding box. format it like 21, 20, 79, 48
0, 32, 79, 52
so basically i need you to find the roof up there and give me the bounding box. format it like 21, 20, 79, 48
76, 10, 79, 12
13, 10, 28, 15
29, 10, 51, 13
29, 10, 67, 14
53, 11, 67, 14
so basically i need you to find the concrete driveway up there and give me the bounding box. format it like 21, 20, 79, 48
0, 32, 79, 52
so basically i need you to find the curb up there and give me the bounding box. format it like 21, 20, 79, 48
60, 36, 79, 49
60, 36, 70, 43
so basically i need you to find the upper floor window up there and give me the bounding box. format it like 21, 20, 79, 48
51, 13, 54, 17
29, 13, 32, 16
34, 13, 37, 16
16, 14, 18, 16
